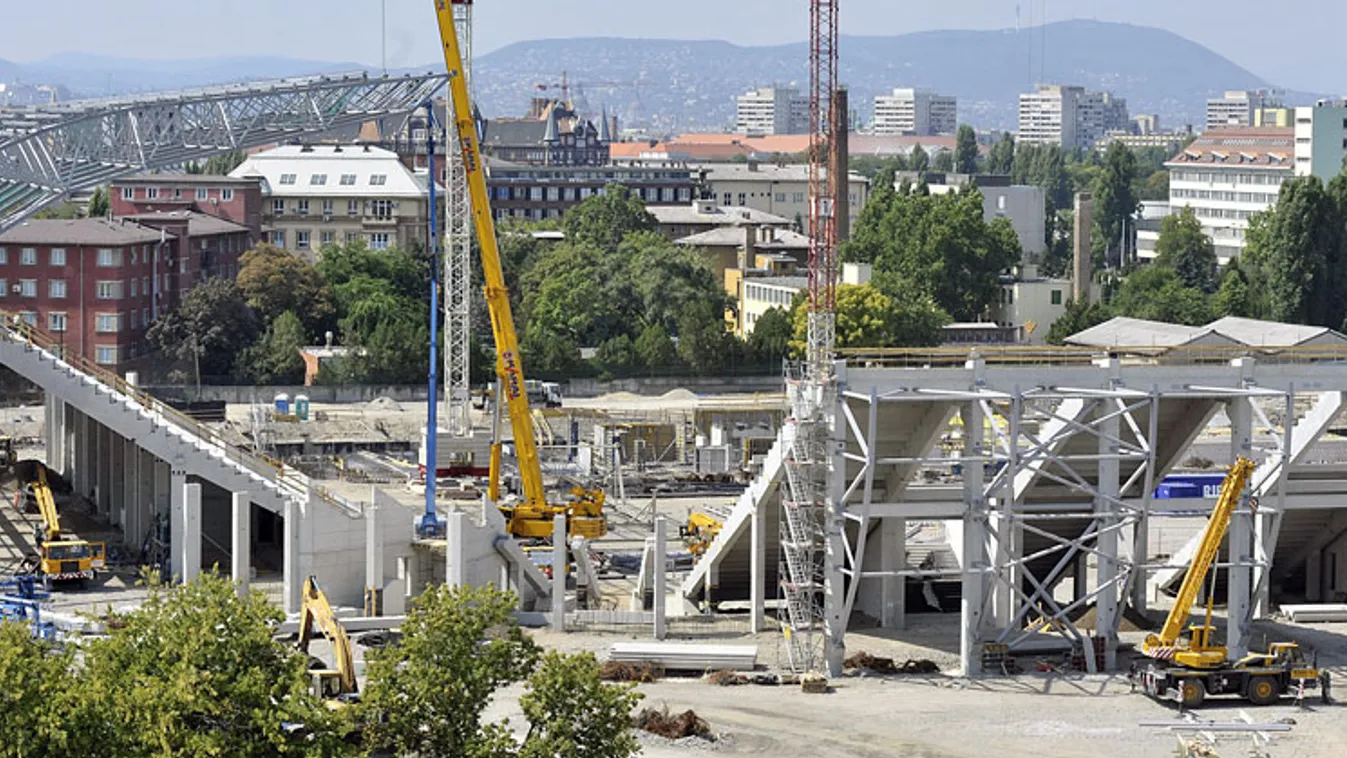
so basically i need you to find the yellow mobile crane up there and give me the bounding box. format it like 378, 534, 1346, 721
297, 576, 358, 701
1138, 457, 1324, 707
431, 2, 605, 542
26, 465, 105, 588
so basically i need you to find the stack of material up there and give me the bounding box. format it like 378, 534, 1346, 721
609, 642, 758, 671
1280, 604, 1347, 623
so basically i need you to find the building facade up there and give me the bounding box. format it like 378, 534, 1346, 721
1018, 85, 1128, 149
906, 172, 1047, 257
485, 159, 694, 222
231, 145, 435, 254
648, 199, 790, 241
693, 162, 870, 235
735, 88, 810, 135
109, 173, 263, 241
1206, 89, 1282, 131
480, 98, 613, 167
1166, 127, 1294, 263
990, 277, 1070, 345
1293, 100, 1347, 180
872, 88, 957, 136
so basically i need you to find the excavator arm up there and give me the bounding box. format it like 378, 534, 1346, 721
298, 576, 357, 695
1144, 457, 1254, 656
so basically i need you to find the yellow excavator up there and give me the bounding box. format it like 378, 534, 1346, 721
1137, 457, 1325, 707
682, 512, 724, 557
297, 576, 358, 702
431, 1, 605, 543
25, 465, 105, 589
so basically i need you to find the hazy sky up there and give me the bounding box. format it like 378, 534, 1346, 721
2, 0, 1342, 91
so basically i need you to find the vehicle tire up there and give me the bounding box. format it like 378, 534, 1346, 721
1246, 675, 1280, 705
1178, 678, 1207, 709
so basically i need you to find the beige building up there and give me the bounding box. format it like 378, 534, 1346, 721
231, 145, 438, 255
694, 162, 870, 236
729, 259, 870, 337
990, 276, 1071, 345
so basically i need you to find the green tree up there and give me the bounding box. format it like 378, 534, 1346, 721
909, 144, 930, 174
1155, 207, 1218, 293
237, 243, 334, 334
1213, 257, 1258, 318
340, 291, 429, 384
594, 334, 639, 378
791, 283, 947, 352
147, 278, 260, 383
621, 232, 723, 336
72, 572, 342, 757
197, 151, 247, 175
1245, 176, 1339, 326
518, 651, 642, 758
561, 184, 657, 252
955, 125, 979, 174
1046, 298, 1109, 345
0, 622, 77, 756
1108, 265, 1212, 325
1139, 170, 1170, 201
749, 305, 794, 366
243, 310, 308, 385
986, 133, 1015, 175
676, 299, 730, 375
932, 150, 954, 172
34, 201, 82, 219
1093, 142, 1140, 267
634, 322, 677, 372
88, 185, 110, 218
1040, 202, 1073, 279
360, 585, 541, 757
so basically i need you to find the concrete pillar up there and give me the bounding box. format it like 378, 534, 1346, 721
653, 516, 667, 640
232, 491, 251, 597
110, 435, 126, 527
122, 437, 138, 541
961, 399, 988, 676
880, 517, 906, 629
169, 466, 186, 579
749, 501, 766, 633
77, 412, 93, 500
283, 498, 302, 615
1227, 392, 1254, 658
552, 515, 566, 633
181, 482, 201, 583
44, 393, 63, 472
824, 383, 849, 677
444, 511, 465, 588
1307, 550, 1322, 602
1095, 368, 1121, 671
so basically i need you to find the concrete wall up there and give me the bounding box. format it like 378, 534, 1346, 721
299, 488, 414, 610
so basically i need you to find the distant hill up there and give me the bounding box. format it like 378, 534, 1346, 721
2, 21, 1318, 134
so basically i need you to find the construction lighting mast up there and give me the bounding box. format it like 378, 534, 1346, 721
444, 0, 474, 438
779, 0, 840, 677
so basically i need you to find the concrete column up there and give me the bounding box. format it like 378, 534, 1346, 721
44, 393, 63, 473
1227, 392, 1254, 658
76, 412, 92, 500
961, 399, 988, 676
122, 437, 137, 539
110, 435, 126, 527
1307, 550, 1323, 602
283, 498, 302, 615
824, 382, 849, 677
232, 491, 251, 597
444, 511, 465, 588
880, 517, 906, 629
749, 502, 766, 633
653, 516, 667, 640
169, 466, 186, 579
182, 482, 201, 583
551, 515, 566, 633
1095, 369, 1121, 671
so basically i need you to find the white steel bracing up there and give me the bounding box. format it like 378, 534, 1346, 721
442, 1, 474, 437
0, 71, 448, 232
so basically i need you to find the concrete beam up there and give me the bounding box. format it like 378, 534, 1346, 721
169, 465, 186, 579
961, 399, 988, 676
552, 515, 566, 633
749, 505, 765, 633
653, 516, 667, 640
182, 482, 201, 583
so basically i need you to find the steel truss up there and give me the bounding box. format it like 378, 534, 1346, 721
823, 357, 1326, 677
0, 71, 448, 232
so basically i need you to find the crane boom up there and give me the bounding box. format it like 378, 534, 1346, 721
1145, 457, 1254, 655
34, 466, 60, 543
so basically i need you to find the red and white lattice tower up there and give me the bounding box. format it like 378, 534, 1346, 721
806, 0, 839, 376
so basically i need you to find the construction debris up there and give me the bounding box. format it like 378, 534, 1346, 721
609, 642, 757, 672
843, 652, 941, 675
599, 661, 663, 683
1174, 735, 1220, 758
633, 707, 713, 740
1279, 603, 1347, 623
707, 669, 748, 686
800, 673, 830, 694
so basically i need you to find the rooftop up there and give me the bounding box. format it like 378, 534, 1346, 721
694, 162, 868, 184
115, 172, 259, 186
230, 144, 437, 198
649, 203, 789, 227
0, 217, 169, 246
1166, 127, 1295, 169
1066, 315, 1347, 351
124, 211, 251, 237
675, 226, 810, 249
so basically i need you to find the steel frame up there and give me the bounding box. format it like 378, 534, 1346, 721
0, 71, 448, 232
442, 1, 474, 437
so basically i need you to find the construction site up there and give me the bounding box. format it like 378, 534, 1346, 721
4, 2, 1347, 757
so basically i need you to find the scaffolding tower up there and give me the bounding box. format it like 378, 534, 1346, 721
443, 0, 474, 437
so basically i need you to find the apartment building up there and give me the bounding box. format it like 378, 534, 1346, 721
1293, 99, 1347, 180
872, 88, 957, 136
230, 145, 435, 254
1166, 127, 1294, 263
110, 173, 263, 240
485, 159, 694, 222
693, 162, 869, 236
735, 87, 810, 135
1206, 89, 1282, 131
1018, 85, 1128, 149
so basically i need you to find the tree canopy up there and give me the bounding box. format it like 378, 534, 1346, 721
955, 125, 979, 174
1154, 206, 1218, 293
147, 278, 259, 383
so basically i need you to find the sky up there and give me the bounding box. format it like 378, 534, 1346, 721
1, 0, 1343, 91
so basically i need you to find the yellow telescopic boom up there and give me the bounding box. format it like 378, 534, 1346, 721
432, 1, 548, 512
1143, 457, 1254, 656
34, 466, 61, 543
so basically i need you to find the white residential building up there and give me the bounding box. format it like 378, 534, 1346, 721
735, 87, 810, 135
872, 88, 957, 136
1018, 85, 1127, 149
231, 144, 437, 255
992, 278, 1071, 345
694, 162, 870, 236
1165, 127, 1293, 263
1293, 99, 1347, 180
1206, 89, 1282, 131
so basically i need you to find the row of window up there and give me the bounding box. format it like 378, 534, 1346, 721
745, 283, 798, 306
277, 173, 385, 187
124, 186, 235, 202
1171, 170, 1287, 185
0, 276, 166, 300
271, 230, 391, 251
1185, 206, 1257, 222
270, 198, 397, 218
11, 307, 152, 333
488, 185, 694, 204
1170, 188, 1280, 204
0, 245, 203, 268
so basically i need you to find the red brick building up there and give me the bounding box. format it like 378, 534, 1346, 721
110, 173, 263, 244
0, 214, 250, 371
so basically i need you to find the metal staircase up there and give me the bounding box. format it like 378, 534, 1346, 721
778, 377, 831, 673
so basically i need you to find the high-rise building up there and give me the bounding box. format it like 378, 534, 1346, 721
1018, 85, 1127, 150
1293, 99, 1347, 179
735, 87, 810, 135
872, 88, 957, 136
1206, 89, 1282, 131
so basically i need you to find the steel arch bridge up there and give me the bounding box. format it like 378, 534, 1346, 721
0, 71, 447, 233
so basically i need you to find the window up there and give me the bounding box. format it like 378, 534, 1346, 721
369, 232, 390, 250
95, 280, 123, 300
340, 174, 357, 186
0, 248, 5, 264
370, 200, 394, 218
47, 312, 66, 332
221, 189, 234, 202
1051, 289, 1063, 306
142, 308, 150, 326
130, 278, 138, 297
48, 279, 66, 299
530, 187, 544, 201
792, 192, 806, 203
310, 174, 328, 186
775, 192, 786, 202
321, 231, 335, 245
321, 199, 334, 216
279, 173, 297, 185
296, 199, 310, 215
95, 346, 118, 365
272, 231, 286, 248
19, 311, 36, 327
272, 199, 285, 215
348, 199, 360, 216
19, 279, 36, 297
142, 276, 149, 296
49, 248, 66, 266
369, 174, 388, 186
297, 231, 311, 250
97, 248, 122, 267
146, 187, 159, 200
130, 310, 138, 329
121, 187, 134, 201
722, 193, 732, 205
130, 247, 138, 264
737, 193, 747, 205
678, 187, 692, 202
20, 248, 36, 265
345, 232, 359, 244
0, 279, 6, 297
96, 314, 121, 333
